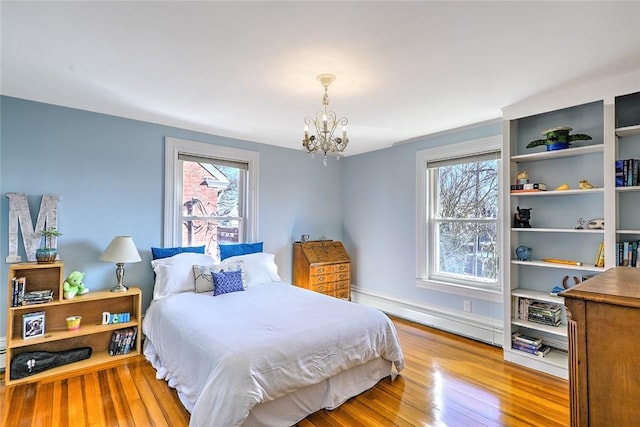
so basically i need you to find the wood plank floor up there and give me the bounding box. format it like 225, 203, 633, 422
1, 317, 569, 426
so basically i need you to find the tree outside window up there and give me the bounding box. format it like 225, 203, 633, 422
432, 159, 499, 285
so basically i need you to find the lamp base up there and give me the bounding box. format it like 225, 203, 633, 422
110, 283, 128, 292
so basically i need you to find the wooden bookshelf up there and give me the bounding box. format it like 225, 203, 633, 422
5, 262, 142, 386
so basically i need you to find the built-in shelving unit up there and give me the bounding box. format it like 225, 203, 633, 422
502, 83, 640, 379
502, 98, 607, 379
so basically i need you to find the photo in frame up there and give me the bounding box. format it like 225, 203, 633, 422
22, 311, 45, 339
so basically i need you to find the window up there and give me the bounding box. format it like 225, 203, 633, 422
416, 135, 502, 301
164, 137, 258, 259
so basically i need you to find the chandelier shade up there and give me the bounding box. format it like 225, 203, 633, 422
302, 74, 349, 165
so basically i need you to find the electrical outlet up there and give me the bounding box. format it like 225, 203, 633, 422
464, 300, 472, 312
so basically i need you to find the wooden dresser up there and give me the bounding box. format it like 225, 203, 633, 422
561, 268, 640, 427
292, 240, 351, 300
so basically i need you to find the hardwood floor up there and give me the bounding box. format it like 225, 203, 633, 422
1, 317, 569, 426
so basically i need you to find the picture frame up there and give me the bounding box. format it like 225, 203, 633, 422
23, 311, 45, 339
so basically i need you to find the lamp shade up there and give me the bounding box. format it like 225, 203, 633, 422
99, 236, 142, 263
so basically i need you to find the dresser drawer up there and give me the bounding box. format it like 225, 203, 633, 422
333, 263, 350, 274
335, 280, 350, 290
311, 283, 336, 293
310, 265, 332, 276
334, 271, 350, 282
310, 273, 335, 285
335, 288, 350, 300
310, 263, 350, 276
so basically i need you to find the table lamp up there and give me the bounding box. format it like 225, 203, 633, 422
99, 236, 142, 292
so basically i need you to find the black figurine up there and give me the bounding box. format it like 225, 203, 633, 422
513, 206, 532, 228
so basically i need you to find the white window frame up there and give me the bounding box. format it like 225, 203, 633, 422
164, 137, 259, 248
416, 135, 503, 302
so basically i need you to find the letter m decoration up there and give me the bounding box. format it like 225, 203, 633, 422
6, 193, 60, 263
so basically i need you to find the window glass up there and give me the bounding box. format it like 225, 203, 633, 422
180, 160, 246, 255
164, 138, 258, 259
431, 158, 499, 285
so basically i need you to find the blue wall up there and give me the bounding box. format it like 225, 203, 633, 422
342, 121, 503, 319
0, 96, 344, 332
0, 95, 504, 340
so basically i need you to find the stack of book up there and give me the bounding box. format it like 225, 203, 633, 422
511, 332, 551, 357
11, 277, 55, 306
23, 289, 54, 305
108, 327, 137, 356
527, 301, 562, 326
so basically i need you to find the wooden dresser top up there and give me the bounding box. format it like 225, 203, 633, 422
561, 267, 640, 307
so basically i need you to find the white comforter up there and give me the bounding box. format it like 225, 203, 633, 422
143, 282, 404, 426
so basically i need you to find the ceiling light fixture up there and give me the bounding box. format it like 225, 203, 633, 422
302, 74, 349, 166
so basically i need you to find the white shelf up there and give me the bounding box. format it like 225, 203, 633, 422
617, 229, 640, 235
616, 185, 640, 193
615, 124, 640, 137
512, 227, 604, 234
511, 319, 568, 338
511, 188, 604, 197
510, 144, 604, 162
511, 259, 605, 272
512, 288, 565, 304
504, 348, 568, 379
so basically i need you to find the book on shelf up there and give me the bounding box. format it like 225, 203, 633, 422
616, 160, 624, 187
527, 315, 561, 327
511, 332, 551, 357
512, 332, 542, 347
108, 327, 138, 356
598, 241, 605, 268
526, 301, 562, 327
512, 342, 552, 357
22, 289, 54, 305
594, 241, 604, 267
616, 240, 640, 267
11, 277, 26, 307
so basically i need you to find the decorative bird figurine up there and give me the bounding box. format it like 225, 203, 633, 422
579, 179, 594, 189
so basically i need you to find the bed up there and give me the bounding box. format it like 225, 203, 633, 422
142, 251, 404, 427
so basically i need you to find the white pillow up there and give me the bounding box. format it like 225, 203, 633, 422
223, 252, 281, 286
193, 260, 245, 293
151, 252, 214, 300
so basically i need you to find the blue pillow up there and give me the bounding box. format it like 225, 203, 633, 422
212, 270, 245, 296
151, 245, 205, 260
219, 242, 263, 261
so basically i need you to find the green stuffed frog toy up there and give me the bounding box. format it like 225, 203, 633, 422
63, 271, 90, 299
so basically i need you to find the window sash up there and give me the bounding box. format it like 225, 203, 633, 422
178, 153, 249, 170
428, 158, 499, 287
415, 135, 502, 300
164, 137, 258, 250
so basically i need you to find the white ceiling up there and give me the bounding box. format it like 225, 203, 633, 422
2, 1, 639, 156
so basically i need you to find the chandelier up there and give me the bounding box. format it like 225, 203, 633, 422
302, 73, 349, 165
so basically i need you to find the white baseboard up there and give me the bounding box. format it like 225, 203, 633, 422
351, 287, 504, 347
0, 336, 5, 371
